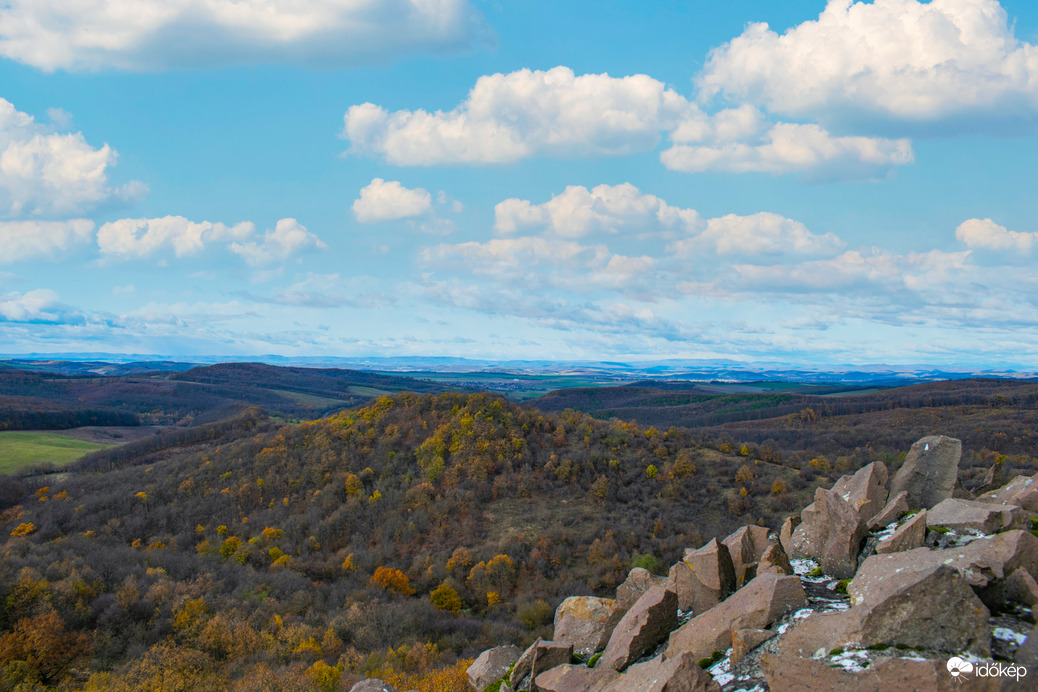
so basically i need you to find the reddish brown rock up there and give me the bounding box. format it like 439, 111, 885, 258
876, 508, 927, 554
731, 627, 775, 665
978, 473, 1038, 513
926, 497, 1026, 534
888, 435, 962, 511
782, 565, 990, 658
1005, 567, 1038, 606
757, 542, 793, 576
761, 653, 1001, 692
722, 525, 772, 587
779, 515, 800, 556
533, 664, 615, 692
553, 596, 620, 657
668, 538, 736, 616
598, 586, 678, 672
851, 530, 1038, 597
665, 573, 806, 661
830, 461, 889, 524
616, 567, 666, 611
468, 645, 521, 691
602, 651, 721, 691
867, 490, 909, 530
510, 639, 574, 691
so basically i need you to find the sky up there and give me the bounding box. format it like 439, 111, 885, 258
2, 0, 1038, 366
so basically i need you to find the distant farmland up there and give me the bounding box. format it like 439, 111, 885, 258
0, 432, 112, 474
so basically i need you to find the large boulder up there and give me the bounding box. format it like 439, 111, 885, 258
510, 639, 574, 691
850, 530, 1038, 597
602, 651, 721, 692
615, 567, 666, 611
731, 627, 775, 665
667, 538, 736, 614
350, 681, 398, 692
876, 509, 927, 554
830, 461, 889, 524
926, 498, 1026, 534
757, 542, 793, 576
468, 646, 521, 692
782, 564, 990, 658
553, 597, 620, 657
789, 485, 869, 578
597, 586, 678, 672
888, 435, 962, 510
778, 515, 800, 556
665, 573, 806, 662
721, 525, 772, 587
978, 473, 1038, 513
533, 665, 615, 692
761, 653, 1002, 692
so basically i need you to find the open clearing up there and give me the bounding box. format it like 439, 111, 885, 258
0, 432, 112, 474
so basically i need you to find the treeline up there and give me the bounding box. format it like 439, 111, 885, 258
0, 392, 817, 690
0, 402, 138, 431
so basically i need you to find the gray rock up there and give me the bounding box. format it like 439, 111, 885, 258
598, 585, 678, 672
888, 435, 962, 510
350, 680, 398, 692
468, 645, 521, 692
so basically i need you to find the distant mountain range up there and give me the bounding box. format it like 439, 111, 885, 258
1, 354, 1035, 385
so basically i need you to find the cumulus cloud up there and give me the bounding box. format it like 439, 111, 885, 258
495, 183, 700, 238
352, 178, 432, 222
956, 218, 1037, 252
0, 219, 94, 263
670, 212, 844, 256
0, 0, 489, 72
342, 66, 913, 178
697, 0, 1038, 127
662, 122, 913, 178
343, 66, 695, 164
0, 98, 143, 217
493, 183, 842, 257
0, 288, 67, 322
229, 218, 327, 266
97, 215, 254, 259
97, 215, 325, 265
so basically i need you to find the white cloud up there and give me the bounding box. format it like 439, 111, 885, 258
0, 219, 94, 263
0, 98, 142, 217
495, 183, 700, 238
0, 0, 488, 72
732, 249, 972, 292
343, 66, 695, 165
0, 288, 65, 321
352, 178, 432, 222
661, 122, 913, 178
697, 0, 1038, 126
97, 215, 254, 259
956, 217, 1036, 252
670, 212, 844, 256
229, 218, 327, 266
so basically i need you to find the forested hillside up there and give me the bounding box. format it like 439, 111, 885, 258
0, 392, 818, 690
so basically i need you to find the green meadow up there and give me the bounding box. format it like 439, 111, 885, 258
0, 432, 111, 474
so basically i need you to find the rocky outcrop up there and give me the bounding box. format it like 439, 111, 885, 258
468, 645, 521, 692
472, 434, 1038, 692
597, 586, 677, 672
553, 597, 620, 657
888, 435, 962, 510
349, 681, 398, 692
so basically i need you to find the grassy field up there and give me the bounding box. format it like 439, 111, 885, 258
0, 432, 112, 474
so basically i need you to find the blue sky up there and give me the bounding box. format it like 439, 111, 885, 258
2, 0, 1038, 366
